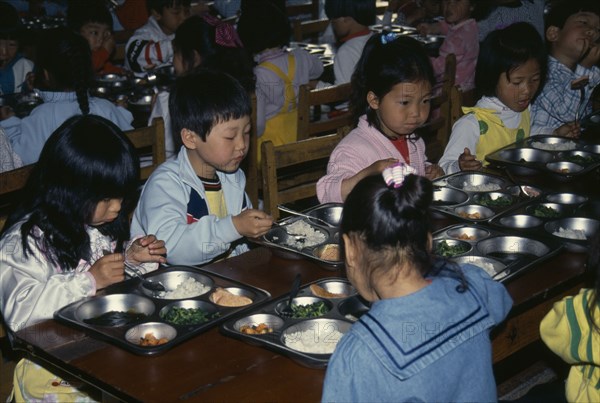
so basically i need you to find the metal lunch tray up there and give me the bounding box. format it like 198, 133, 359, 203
432, 223, 563, 282
251, 203, 344, 270
485, 135, 600, 180
430, 171, 542, 223
54, 266, 271, 355
220, 277, 366, 368
489, 192, 600, 253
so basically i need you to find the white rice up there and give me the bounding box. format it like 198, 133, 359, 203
553, 227, 587, 240
282, 220, 327, 249
283, 328, 345, 354
531, 141, 576, 151
462, 182, 501, 192
158, 277, 211, 299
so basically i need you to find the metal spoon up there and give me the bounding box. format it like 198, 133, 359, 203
277, 205, 336, 227
124, 262, 166, 293
280, 273, 302, 318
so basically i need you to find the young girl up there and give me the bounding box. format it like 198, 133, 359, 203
316, 33, 444, 204
236, 1, 323, 153
417, 0, 480, 92
540, 230, 600, 403
0, 114, 167, 402
322, 165, 512, 402
148, 14, 254, 159
438, 22, 546, 174
0, 27, 133, 165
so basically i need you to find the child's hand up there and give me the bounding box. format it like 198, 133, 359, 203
0, 106, 14, 120
416, 22, 431, 35
580, 43, 600, 69
458, 148, 482, 171
553, 122, 580, 139
233, 209, 274, 238
126, 235, 167, 266
366, 158, 399, 176
102, 31, 116, 55
425, 163, 444, 180
89, 253, 125, 289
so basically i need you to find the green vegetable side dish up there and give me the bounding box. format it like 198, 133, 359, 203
478, 194, 512, 207
565, 155, 596, 165
162, 306, 220, 326
435, 240, 469, 257
291, 301, 329, 319
532, 205, 560, 218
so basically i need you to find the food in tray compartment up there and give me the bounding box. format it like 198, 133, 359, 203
565, 154, 596, 165
532, 205, 560, 218
162, 306, 219, 326
458, 211, 481, 220
240, 323, 274, 334
83, 310, 147, 327
552, 227, 587, 240
458, 233, 475, 240
159, 277, 211, 299
477, 194, 512, 207
210, 287, 253, 307
281, 220, 327, 248
435, 240, 469, 257
315, 244, 340, 261
139, 332, 169, 346
289, 301, 329, 318
283, 328, 345, 354
462, 182, 501, 192
531, 140, 576, 151
310, 284, 347, 298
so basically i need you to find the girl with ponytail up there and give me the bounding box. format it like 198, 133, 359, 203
322, 164, 513, 402
0, 27, 133, 165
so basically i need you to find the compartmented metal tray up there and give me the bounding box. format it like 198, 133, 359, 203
490, 192, 599, 252
485, 135, 600, 180
432, 223, 563, 282
54, 266, 271, 355
251, 203, 344, 270
431, 172, 541, 223
220, 277, 366, 368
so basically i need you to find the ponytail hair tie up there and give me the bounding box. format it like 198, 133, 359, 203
201, 13, 244, 48
381, 32, 399, 45
382, 162, 416, 188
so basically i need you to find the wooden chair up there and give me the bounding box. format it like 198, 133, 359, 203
124, 117, 166, 181
286, 0, 320, 20
297, 83, 353, 141
245, 93, 260, 208
292, 18, 330, 42
261, 132, 342, 220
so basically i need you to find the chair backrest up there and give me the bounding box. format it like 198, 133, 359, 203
292, 18, 330, 42
286, 0, 320, 20
261, 132, 342, 220
0, 164, 35, 231
124, 117, 166, 181
245, 93, 260, 208
297, 83, 353, 141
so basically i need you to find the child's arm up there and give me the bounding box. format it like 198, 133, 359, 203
438, 114, 480, 174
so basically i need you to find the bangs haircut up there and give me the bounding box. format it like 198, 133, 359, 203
237, 1, 291, 54
475, 22, 547, 98
147, 0, 191, 13
0, 1, 22, 41
324, 0, 377, 27
67, 0, 113, 31
169, 68, 251, 143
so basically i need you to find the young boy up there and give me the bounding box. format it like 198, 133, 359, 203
131, 69, 273, 266
0, 1, 34, 95
531, 1, 600, 136
125, 0, 190, 75
67, 0, 125, 76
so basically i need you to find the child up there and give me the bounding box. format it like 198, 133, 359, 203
317, 0, 376, 87
531, 1, 600, 136
237, 1, 323, 151
322, 166, 512, 402
148, 14, 254, 159
0, 1, 34, 95
316, 34, 444, 204
417, 0, 479, 92
477, 0, 545, 42
438, 22, 546, 174
131, 69, 273, 266
0, 114, 167, 401
0, 126, 22, 172
125, 0, 190, 75
0, 28, 133, 165
67, 0, 126, 76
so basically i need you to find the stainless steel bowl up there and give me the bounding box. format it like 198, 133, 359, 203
446, 226, 490, 241
451, 256, 508, 280
432, 187, 469, 206
312, 244, 341, 262
545, 193, 587, 205
233, 313, 285, 333
125, 322, 177, 346
159, 300, 219, 325
276, 296, 332, 318
546, 161, 584, 174
75, 294, 155, 322
454, 204, 495, 220
576, 201, 600, 217
472, 192, 514, 208
264, 223, 328, 250
433, 239, 472, 257
209, 287, 255, 306
498, 214, 543, 229
583, 144, 600, 154
526, 202, 565, 218
307, 204, 343, 226
310, 280, 356, 298
476, 236, 550, 261
529, 136, 577, 150
558, 150, 599, 166
447, 173, 505, 191
142, 270, 214, 299
128, 94, 153, 107
281, 318, 351, 354
338, 296, 370, 322
498, 147, 554, 163
545, 217, 599, 239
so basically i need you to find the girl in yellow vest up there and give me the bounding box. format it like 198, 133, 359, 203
438, 22, 547, 174
237, 1, 323, 160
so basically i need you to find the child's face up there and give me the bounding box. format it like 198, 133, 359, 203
0, 39, 18, 68
80, 22, 111, 52
183, 116, 251, 177
550, 12, 600, 62
153, 5, 190, 35
90, 198, 123, 226
442, 0, 472, 25
495, 58, 541, 113
367, 80, 433, 138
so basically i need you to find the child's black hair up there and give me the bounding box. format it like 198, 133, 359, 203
33, 28, 94, 115
147, 0, 191, 14
236, 1, 291, 55
169, 68, 251, 145
324, 0, 377, 28
350, 33, 435, 129
66, 0, 113, 32
2, 115, 140, 270
544, 0, 600, 31
0, 1, 22, 41
475, 22, 547, 98
173, 15, 255, 92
